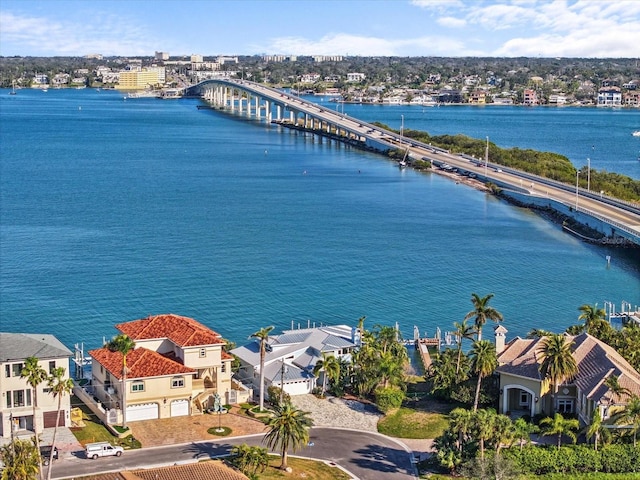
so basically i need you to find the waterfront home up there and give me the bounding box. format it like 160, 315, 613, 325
494, 326, 640, 425
81, 314, 250, 424
0, 333, 72, 439
231, 324, 359, 400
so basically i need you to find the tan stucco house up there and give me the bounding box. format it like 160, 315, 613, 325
85, 314, 249, 423
495, 326, 640, 426
0, 333, 72, 439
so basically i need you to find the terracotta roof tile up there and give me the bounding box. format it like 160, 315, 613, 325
116, 314, 225, 347
89, 347, 195, 380
132, 460, 248, 480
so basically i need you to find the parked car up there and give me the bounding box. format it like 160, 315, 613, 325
40, 445, 58, 466
85, 442, 124, 460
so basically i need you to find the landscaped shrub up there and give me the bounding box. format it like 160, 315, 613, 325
267, 385, 290, 407
503, 444, 640, 475
374, 387, 405, 413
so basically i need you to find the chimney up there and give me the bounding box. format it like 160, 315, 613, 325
494, 325, 508, 355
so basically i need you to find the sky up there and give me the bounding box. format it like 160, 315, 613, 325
1, 0, 639, 58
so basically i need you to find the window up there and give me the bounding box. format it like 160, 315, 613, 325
519, 391, 529, 406
221, 362, 226, 373
49, 361, 56, 374
131, 381, 144, 393
5, 365, 10, 378
9, 389, 31, 407
199, 348, 206, 358
171, 376, 185, 388
12, 363, 24, 377
557, 399, 573, 413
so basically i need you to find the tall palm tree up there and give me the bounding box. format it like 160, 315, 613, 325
539, 412, 579, 449
251, 326, 274, 411
313, 352, 340, 396
106, 333, 136, 429
46, 367, 74, 480
453, 318, 475, 374
611, 394, 640, 447
377, 350, 404, 389
470, 340, 497, 411
20, 356, 48, 480
538, 334, 578, 411
263, 402, 313, 471
464, 293, 503, 341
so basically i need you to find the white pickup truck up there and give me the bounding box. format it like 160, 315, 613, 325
85, 442, 124, 459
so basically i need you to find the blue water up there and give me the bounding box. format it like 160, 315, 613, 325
1, 88, 639, 353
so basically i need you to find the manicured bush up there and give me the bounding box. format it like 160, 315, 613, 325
374, 387, 405, 413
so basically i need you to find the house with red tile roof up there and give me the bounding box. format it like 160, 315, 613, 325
85, 314, 251, 423
494, 326, 640, 426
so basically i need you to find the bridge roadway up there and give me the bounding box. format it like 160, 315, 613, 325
186, 79, 640, 246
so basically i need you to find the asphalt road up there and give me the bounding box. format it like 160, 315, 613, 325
51, 427, 417, 479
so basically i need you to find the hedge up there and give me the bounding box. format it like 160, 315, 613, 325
502, 444, 640, 475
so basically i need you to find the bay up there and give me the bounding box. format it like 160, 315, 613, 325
0, 88, 638, 353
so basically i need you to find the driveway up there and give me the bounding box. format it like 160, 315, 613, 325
128, 408, 266, 447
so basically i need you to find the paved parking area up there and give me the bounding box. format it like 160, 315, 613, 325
128, 409, 266, 447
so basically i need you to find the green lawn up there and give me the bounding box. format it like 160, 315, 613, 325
378, 406, 449, 439
70, 398, 139, 449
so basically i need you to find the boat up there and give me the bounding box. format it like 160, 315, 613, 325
632, 130, 640, 137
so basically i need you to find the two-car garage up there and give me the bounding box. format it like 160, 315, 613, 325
125, 400, 189, 421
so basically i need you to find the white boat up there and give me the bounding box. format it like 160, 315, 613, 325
632, 130, 640, 137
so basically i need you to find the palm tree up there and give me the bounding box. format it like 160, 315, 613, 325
527, 328, 552, 339
464, 293, 503, 341
20, 357, 48, 480
472, 409, 496, 460
46, 367, 74, 480
513, 417, 537, 450
448, 407, 473, 452
611, 394, 640, 447
493, 414, 515, 454
106, 333, 136, 429
263, 402, 313, 471
453, 318, 475, 374
577, 303, 607, 334
0, 439, 40, 480
251, 326, 274, 411
584, 408, 610, 451
605, 374, 632, 401
377, 350, 404, 389
313, 352, 340, 395
538, 334, 578, 411
470, 340, 497, 411
539, 412, 579, 448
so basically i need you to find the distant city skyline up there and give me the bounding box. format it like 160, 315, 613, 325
1, 0, 639, 58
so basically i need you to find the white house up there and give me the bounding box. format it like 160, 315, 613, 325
0, 333, 73, 439
231, 325, 359, 400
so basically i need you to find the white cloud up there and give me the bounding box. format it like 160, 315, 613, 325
437, 16, 467, 28
259, 33, 471, 57
0, 10, 159, 56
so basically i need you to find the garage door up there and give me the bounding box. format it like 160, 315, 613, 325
126, 403, 158, 422
171, 399, 189, 417
43, 411, 65, 428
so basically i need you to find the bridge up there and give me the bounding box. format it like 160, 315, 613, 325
185, 79, 640, 247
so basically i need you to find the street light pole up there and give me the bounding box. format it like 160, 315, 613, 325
575, 171, 580, 209
485, 136, 489, 178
